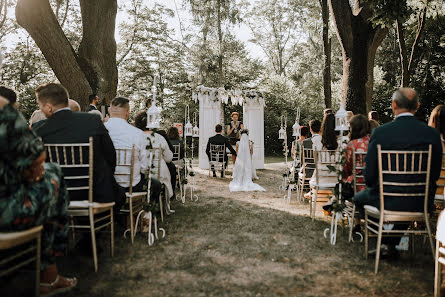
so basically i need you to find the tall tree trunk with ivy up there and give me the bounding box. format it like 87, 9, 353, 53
328, 0, 388, 114
16, 0, 118, 108
320, 0, 332, 108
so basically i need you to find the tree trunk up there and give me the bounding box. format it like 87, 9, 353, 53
16, 0, 92, 106
15, 0, 118, 108
328, 0, 388, 114
396, 5, 427, 88
216, 0, 224, 87
396, 18, 410, 87
216, 0, 224, 124
321, 0, 332, 108
78, 0, 118, 105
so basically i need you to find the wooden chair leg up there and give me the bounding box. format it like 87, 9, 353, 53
311, 188, 318, 221
365, 212, 369, 259
129, 198, 134, 244
348, 205, 355, 243
426, 218, 436, 259
435, 239, 441, 297
36, 234, 41, 297
159, 193, 164, 222
90, 214, 98, 272
110, 209, 114, 257
374, 223, 383, 274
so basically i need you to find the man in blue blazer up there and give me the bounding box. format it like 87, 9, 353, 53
354, 88, 442, 215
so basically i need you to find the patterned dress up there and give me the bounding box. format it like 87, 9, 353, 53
342, 134, 370, 193
0, 104, 69, 269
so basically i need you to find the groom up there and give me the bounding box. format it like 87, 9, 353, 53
206, 124, 237, 177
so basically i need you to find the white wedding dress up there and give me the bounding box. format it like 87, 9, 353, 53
229, 134, 265, 192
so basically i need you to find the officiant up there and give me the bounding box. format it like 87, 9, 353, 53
227, 112, 243, 164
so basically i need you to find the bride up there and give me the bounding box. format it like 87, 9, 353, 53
229, 130, 265, 192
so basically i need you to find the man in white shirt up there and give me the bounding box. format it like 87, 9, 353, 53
105, 97, 149, 190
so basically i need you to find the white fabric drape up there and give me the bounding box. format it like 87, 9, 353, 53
229, 134, 265, 192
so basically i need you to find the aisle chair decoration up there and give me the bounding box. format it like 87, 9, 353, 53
127, 147, 166, 246
279, 114, 290, 192
146, 76, 161, 129
286, 108, 301, 202
181, 105, 198, 203
323, 104, 350, 245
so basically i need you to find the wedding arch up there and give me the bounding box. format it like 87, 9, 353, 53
193, 86, 265, 170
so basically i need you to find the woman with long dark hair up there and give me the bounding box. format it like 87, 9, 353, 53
319, 113, 338, 151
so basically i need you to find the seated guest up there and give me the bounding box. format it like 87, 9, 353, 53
206, 124, 237, 177
32, 83, 123, 206
68, 99, 81, 112
29, 99, 80, 126
301, 120, 321, 179
347, 111, 354, 122
168, 126, 185, 160
310, 113, 340, 186
133, 111, 175, 202
0, 95, 77, 296
429, 104, 445, 150
368, 110, 380, 123
343, 115, 370, 195
340, 115, 370, 229
369, 119, 380, 133
428, 104, 445, 199
291, 125, 309, 160
104, 97, 161, 202
354, 88, 442, 253
0, 85, 18, 108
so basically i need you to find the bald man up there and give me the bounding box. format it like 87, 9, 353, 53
353, 88, 442, 254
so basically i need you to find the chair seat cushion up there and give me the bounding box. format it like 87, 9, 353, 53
364, 205, 424, 221
126, 192, 147, 198
309, 179, 336, 188
69, 200, 115, 209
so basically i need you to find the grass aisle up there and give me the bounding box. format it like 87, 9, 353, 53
4, 161, 432, 297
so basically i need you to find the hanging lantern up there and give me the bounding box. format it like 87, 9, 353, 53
292, 107, 301, 137
184, 105, 193, 137
146, 76, 161, 129
279, 115, 286, 140
335, 104, 349, 131
192, 112, 199, 137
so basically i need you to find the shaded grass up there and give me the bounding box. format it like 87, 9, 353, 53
1, 169, 435, 297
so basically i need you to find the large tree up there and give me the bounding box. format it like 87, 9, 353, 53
15, 0, 118, 108
328, 0, 388, 114
320, 0, 332, 108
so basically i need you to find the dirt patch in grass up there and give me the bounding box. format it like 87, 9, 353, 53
1, 162, 434, 297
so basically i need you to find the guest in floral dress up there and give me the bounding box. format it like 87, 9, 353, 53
0, 94, 76, 296
343, 114, 371, 196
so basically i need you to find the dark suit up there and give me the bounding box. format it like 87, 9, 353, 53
354, 115, 442, 214
86, 104, 97, 112
206, 133, 237, 166
33, 110, 120, 204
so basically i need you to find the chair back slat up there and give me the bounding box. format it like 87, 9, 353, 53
115, 145, 135, 195
313, 149, 341, 183
147, 148, 162, 180
377, 144, 432, 213
44, 138, 94, 203
210, 144, 225, 162
352, 149, 367, 195
172, 144, 181, 161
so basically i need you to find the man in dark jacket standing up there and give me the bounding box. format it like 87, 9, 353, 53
206, 124, 237, 177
